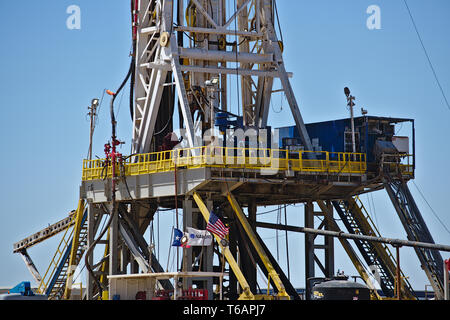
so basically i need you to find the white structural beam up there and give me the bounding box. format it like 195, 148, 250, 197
132, 0, 312, 153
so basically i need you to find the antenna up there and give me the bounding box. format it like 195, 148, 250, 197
344, 87, 356, 153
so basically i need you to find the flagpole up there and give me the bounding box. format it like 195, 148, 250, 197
174, 162, 179, 272
198, 231, 207, 272
166, 226, 174, 272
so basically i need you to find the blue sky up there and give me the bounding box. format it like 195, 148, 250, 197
0, 0, 449, 294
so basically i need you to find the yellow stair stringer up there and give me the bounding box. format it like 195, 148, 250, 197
227, 192, 290, 300
63, 199, 86, 300
37, 212, 77, 295
346, 196, 416, 300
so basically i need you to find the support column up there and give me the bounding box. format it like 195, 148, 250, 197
204, 197, 214, 300
109, 204, 119, 277
324, 201, 335, 278
183, 197, 214, 299
445, 259, 449, 300
120, 247, 129, 274
241, 201, 257, 293
304, 201, 315, 298
86, 203, 95, 300
182, 198, 193, 289
228, 205, 239, 300
305, 201, 336, 299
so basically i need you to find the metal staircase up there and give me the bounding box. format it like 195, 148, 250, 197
384, 172, 445, 300
37, 204, 88, 300
333, 197, 416, 299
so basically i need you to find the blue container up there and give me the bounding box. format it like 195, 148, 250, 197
277, 116, 411, 164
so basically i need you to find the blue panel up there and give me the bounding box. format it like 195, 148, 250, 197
9, 281, 33, 296
278, 119, 352, 154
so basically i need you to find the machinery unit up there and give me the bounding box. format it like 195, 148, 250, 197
278, 116, 415, 177
0, 282, 47, 300
310, 276, 371, 301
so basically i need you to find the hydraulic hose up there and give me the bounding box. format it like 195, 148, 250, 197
84, 54, 134, 299
84, 205, 114, 296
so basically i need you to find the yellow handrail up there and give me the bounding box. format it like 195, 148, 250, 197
82, 147, 367, 181
37, 215, 76, 295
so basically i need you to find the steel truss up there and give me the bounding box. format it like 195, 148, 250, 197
132, 0, 313, 154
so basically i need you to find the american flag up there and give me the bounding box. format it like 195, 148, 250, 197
206, 211, 229, 239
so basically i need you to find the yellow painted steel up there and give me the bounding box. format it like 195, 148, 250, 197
63, 199, 86, 300
82, 147, 367, 181
99, 230, 110, 289
346, 196, 416, 300
381, 154, 414, 177
227, 192, 290, 299
37, 212, 77, 295
192, 192, 255, 300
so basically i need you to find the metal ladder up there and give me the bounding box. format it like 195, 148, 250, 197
384, 173, 444, 299
333, 197, 416, 299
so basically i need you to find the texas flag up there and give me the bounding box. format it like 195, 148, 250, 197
171, 228, 184, 247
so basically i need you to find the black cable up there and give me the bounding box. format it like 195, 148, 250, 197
412, 180, 450, 236
273, 0, 284, 44
84, 204, 114, 297
403, 0, 450, 112
84, 41, 135, 298
257, 204, 290, 216
112, 57, 135, 113
173, 21, 204, 44
129, 51, 136, 120
153, 78, 175, 136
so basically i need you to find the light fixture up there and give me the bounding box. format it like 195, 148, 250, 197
91, 98, 99, 107
344, 87, 351, 98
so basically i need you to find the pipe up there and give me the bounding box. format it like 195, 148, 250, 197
84, 54, 133, 299
255, 221, 450, 252
178, 47, 274, 64
396, 245, 401, 300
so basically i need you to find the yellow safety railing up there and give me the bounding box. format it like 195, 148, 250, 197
37, 214, 76, 295
381, 154, 414, 178
82, 147, 367, 181
353, 196, 416, 300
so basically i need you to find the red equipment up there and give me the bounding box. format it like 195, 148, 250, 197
152, 288, 208, 300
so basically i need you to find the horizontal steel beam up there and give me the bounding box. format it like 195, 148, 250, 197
178, 48, 274, 64
13, 213, 75, 252
140, 62, 291, 78
175, 26, 264, 38
255, 221, 450, 252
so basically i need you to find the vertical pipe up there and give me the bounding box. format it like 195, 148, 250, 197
284, 205, 290, 280
175, 162, 179, 271
412, 120, 416, 172
350, 103, 356, 153
304, 201, 314, 300
256, 0, 261, 33
88, 104, 96, 161
396, 245, 402, 300
445, 259, 449, 300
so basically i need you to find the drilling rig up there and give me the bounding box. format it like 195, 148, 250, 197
13, 0, 448, 301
